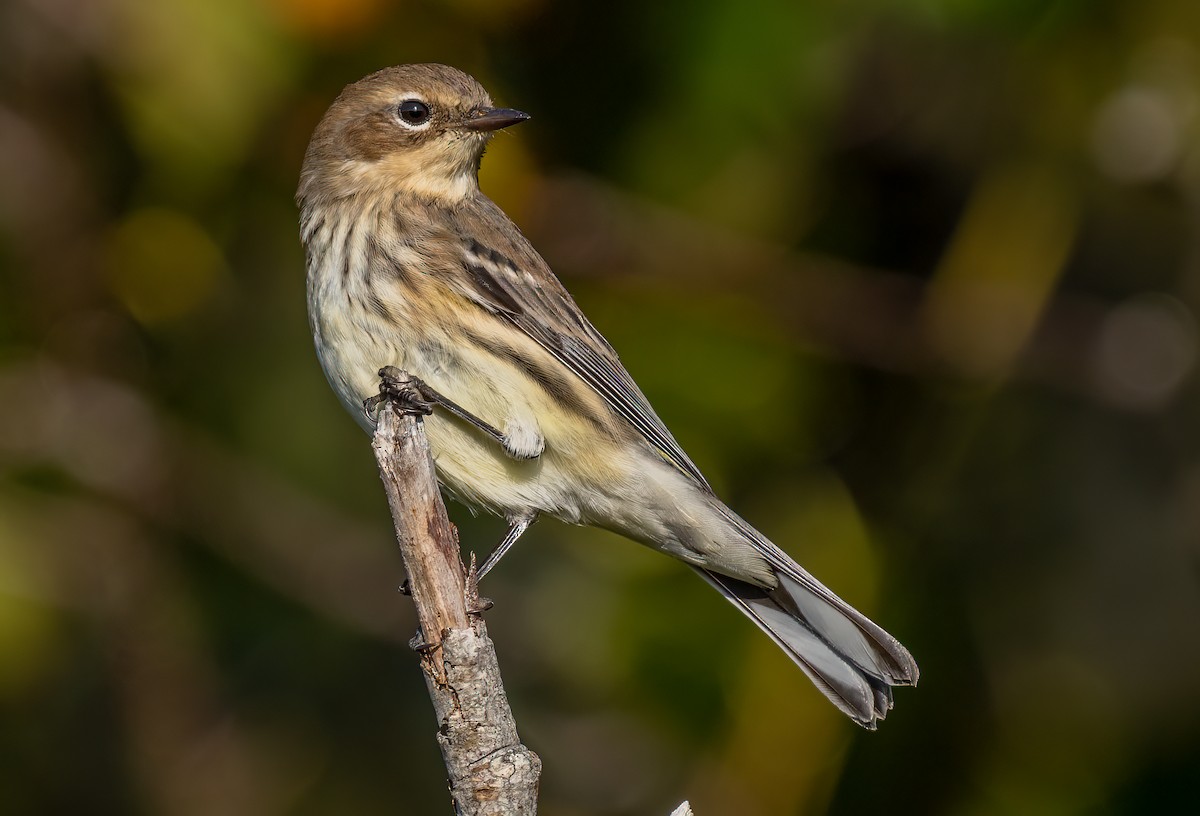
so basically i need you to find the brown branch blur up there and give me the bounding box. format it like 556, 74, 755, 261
526, 173, 1188, 410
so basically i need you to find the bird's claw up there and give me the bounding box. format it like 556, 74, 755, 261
364, 366, 435, 420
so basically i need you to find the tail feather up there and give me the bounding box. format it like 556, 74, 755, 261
695, 557, 917, 729
776, 572, 916, 684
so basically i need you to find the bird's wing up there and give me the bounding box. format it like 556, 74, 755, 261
439, 198, 711, 490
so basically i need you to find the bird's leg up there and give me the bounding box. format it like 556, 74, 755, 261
365, 366, 539, 460
477, 513, 538, 581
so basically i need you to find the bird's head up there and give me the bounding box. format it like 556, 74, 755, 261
297, 64, 529, 206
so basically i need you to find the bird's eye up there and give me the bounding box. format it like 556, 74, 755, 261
397, 100, 431, 127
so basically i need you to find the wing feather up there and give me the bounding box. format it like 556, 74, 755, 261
445, 201, 711, 490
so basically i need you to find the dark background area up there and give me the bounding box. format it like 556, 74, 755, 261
2, 0, 1199, 813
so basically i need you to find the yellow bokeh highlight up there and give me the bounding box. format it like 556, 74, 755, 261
0, 510, 61, 695
260, 0, 390, 39
108, 0, 293, 196
689, 633, 850, 815
479, 130, 538, 222
924, 163, 1077, 379
105, 208, 227, 325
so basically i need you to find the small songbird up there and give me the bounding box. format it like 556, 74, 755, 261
298, 64, 917, 727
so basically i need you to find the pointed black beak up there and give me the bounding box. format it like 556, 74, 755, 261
461, 107, 531, 132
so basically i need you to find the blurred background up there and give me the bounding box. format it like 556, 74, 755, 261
2, 0, 1199, 813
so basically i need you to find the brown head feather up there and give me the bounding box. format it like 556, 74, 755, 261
298, 64, 497, 205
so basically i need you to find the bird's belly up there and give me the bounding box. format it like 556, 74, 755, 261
424, 416, 561, 516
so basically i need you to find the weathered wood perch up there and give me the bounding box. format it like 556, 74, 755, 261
370, 368, 541, 815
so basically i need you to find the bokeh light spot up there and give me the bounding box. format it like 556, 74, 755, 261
1091, 86, 1182, 183
104, 208, 226, 325
1093, 293, 1197, 410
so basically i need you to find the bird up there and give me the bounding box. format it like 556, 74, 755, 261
297, 63, 917, 727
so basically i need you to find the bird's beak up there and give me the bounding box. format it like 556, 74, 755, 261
461, 107, 531, 132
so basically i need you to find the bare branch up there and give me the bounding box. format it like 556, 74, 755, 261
371, 372, 541, 814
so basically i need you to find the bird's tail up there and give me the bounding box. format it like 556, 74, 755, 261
698, 509, 919, 728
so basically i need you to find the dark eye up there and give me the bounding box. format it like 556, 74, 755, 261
398, 100, 431, 126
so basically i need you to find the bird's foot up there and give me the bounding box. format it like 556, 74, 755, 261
364, 366, 434, 420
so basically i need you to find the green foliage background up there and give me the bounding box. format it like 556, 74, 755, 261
2, 0, 1199, 813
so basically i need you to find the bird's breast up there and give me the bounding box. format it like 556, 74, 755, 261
301, 199, 644, 524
